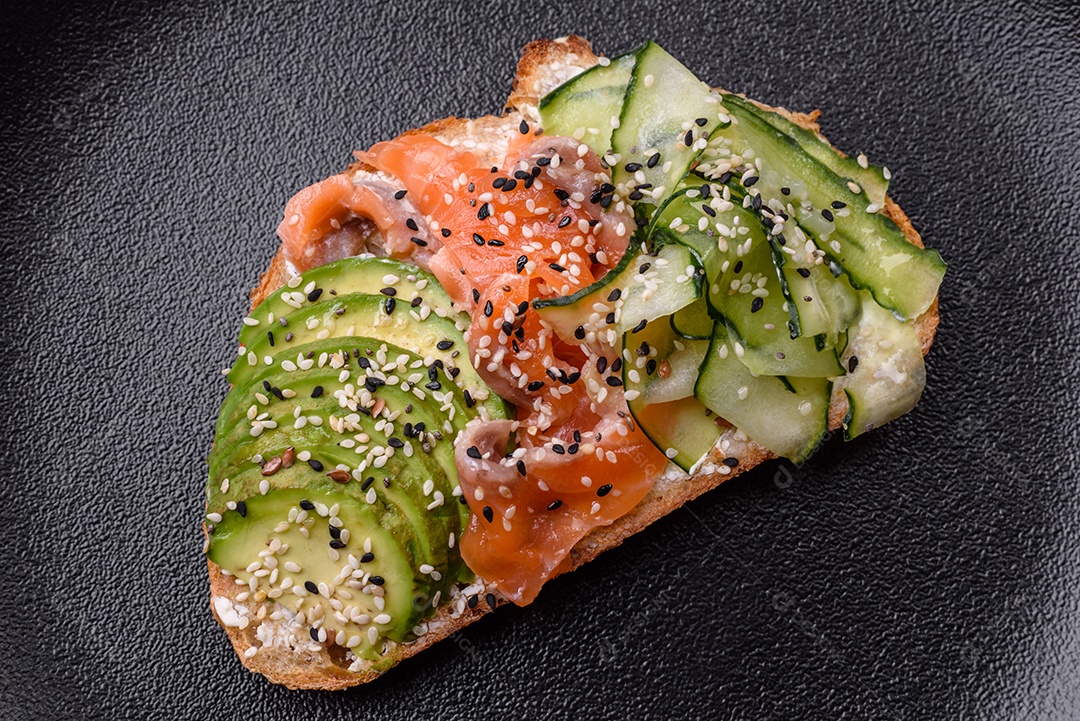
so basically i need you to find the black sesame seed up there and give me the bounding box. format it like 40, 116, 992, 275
547, 499, 563, 511
596, 356, 608, 374
646, 359, 657, 375
267, 330, 275, 347
549, 262, 566, 273
406, 218, 418, 231
831, 200, 846, 209
485, 592, 496, 609
734, 260, 744, 274
472, 232, 486, 246
441, 228, 452, 237
567, 443, 579, 454
780, 187, 791, 195
308, 459, 324, 472
552, 444, 565, 455
484, 300, 493, 317
477, 203, 491, 220
467, 446, 482, 459
304, 581, 318, 594
519, 119, 529, 134
631, 319, 648, 333
436, 340, 454, 351
369, 576, 385, 586
516, 460, 527, 476
411, 237, 428, 247
527, 380, 544, 392
605, 375, 623, 387
848, 356, 860, 372
647, 152, 661, 168
464, 390, 475, 408
702, 204, 716, 217
744, 176, 759, 187
360, 552, 375, 563
309, 627, 320, 642
607, 287, 622, 302
380, 287, 397, 297
472, 288, 481, 303
384, 297, 396, 314
516, 301, 529, 315
597, 484, 613, 497
722, 457, 739, 468
307, 288, 323, 302
361, 477, 374, 491
639, 262, 651, 273
695, 117, 708, 126
516, 255, 528, 273
822, 209, 834, 221
610, 357, 622, 373
796, 268, 811, 278
683, 129, 694, 146
629, 190, 643, 201
574, 326, 586, 340
482, 505, 494, 523
388, 437, 404, 449
751, 297, 764, 313
467, 594, 479, 608
492, 177, 506, 189
300, 499, 315, 511
329, 539, 346, 549
236, 500, 247, 517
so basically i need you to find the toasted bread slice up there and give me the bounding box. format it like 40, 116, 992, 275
210, 36, 940, 690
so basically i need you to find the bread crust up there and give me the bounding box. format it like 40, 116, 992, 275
209, 36, 941, 689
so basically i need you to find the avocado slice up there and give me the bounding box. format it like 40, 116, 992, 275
235, 256, 461, 350
228, 292, 508, 421
207, 486, 427, 660
214, 337, 479, 441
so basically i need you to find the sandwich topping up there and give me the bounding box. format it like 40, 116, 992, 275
206, 39, 944, 670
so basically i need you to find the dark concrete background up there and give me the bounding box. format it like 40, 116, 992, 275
2, 0, 1078, 718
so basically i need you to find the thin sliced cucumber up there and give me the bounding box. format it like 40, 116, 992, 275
533, 240, 701, 346
728, 95, 889, 208
610, 41, 728, 213
704, 97, 945, 320
695, 326, 831, 462
839, 295, 926, 440
624, 320, 720, 472
653, 188, 844, 377
538, 51, 636, 156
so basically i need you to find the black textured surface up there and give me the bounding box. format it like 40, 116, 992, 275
3, 0, 1079, 718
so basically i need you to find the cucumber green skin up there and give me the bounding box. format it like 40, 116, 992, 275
623, 320, 720, 472
611, 41, 728, 215
228, 293, 509, 421
670, 297, 713, 340
538, 51, 637, 156
652, 191, 844, 378
236, 256, 460, 350
694, 325, 832, 463
724, 94, 889, 208
206, 485, 426, 654
214, 337, 477, 441
715, 101, 945, 320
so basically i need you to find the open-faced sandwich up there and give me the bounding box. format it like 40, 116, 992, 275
204, 36, 945, 689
